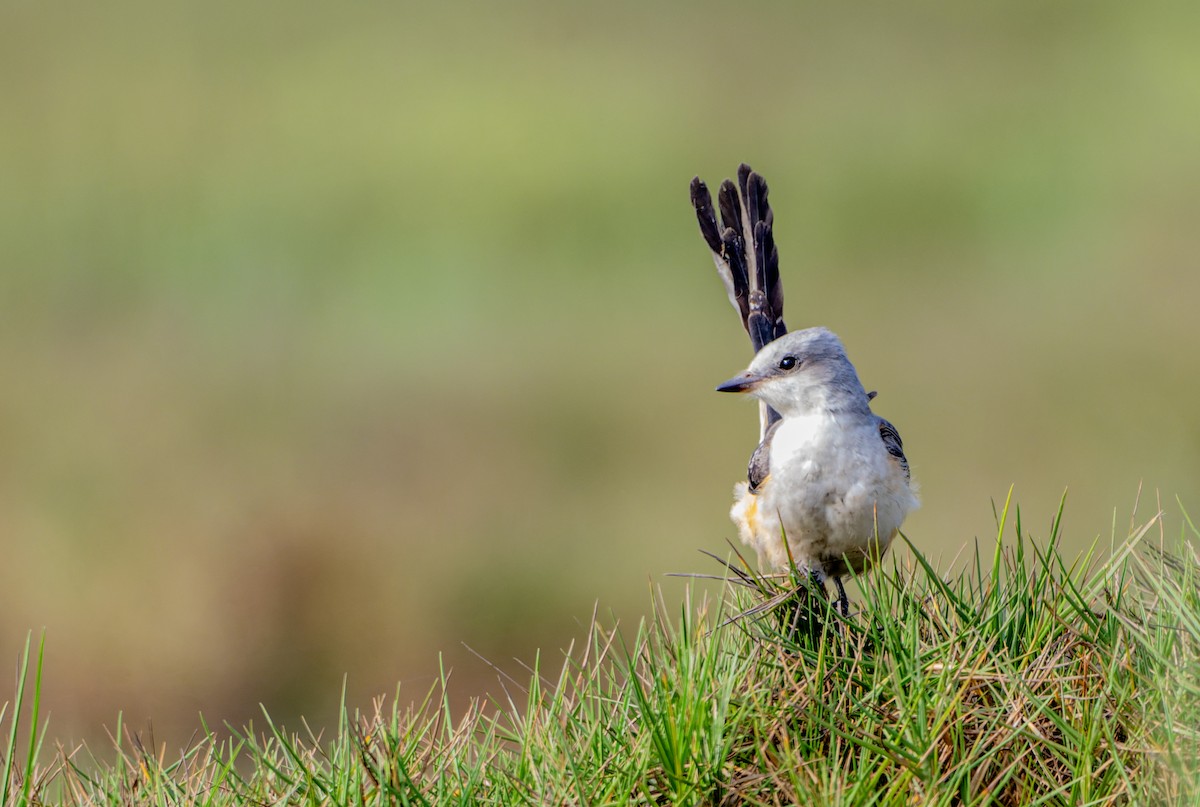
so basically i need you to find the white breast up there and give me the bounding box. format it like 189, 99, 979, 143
732, 410, 918, 573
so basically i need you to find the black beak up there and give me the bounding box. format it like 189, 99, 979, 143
716, 371, 766, 393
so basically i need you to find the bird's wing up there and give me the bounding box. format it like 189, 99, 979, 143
877, 417, 911, 480
747, 419, 782, 494
691, 163, 788, 439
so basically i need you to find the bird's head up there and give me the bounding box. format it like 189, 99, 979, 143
716, 327, 869, 416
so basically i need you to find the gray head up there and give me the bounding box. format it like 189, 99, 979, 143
716, 327, 870, 416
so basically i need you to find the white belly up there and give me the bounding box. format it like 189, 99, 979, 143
730, 412, 918, 575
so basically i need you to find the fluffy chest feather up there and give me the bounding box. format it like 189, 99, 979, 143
767, 411, 883, 481
758, 410, 907, 550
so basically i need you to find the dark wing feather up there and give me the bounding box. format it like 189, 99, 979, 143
878, 417, 910, 480
747, 419, 782, 494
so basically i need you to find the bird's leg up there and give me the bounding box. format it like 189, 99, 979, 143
807, 568, 827, 598
808, 568, 831, 627
780, 568, 827, 641
832, 576, 850, 619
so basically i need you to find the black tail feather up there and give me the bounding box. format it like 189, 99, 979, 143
722, 228, 750, 318
690, 163, 789, 435
737, 163, 753, 214
746, 302, 775, 354
689, 177, 723, 254
692, 178, 748, 322
717, 179, 742, 236
689, 164, 787, 349
745, 174, 763, 240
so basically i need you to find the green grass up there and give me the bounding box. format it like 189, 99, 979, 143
4, 495, 1199, 805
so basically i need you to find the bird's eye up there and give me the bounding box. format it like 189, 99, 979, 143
778, 356, 798, 371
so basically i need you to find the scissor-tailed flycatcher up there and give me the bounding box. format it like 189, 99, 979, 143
690, 164, 918, 615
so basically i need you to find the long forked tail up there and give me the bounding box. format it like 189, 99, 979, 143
690, 163, 787, 436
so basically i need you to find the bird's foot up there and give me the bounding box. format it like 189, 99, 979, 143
833, 576, 851, 619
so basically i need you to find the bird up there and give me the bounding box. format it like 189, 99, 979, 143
690, 164, 918, 616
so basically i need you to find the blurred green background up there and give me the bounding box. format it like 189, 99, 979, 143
2, 0, 1197, 747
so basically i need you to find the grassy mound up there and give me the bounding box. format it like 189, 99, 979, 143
4, 496, 1198, 805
